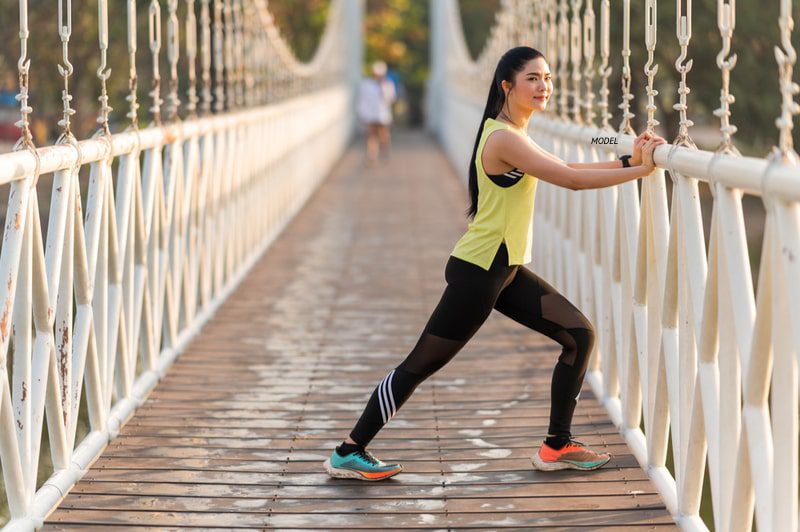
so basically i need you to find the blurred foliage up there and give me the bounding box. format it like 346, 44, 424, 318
0, 0, 797, 153
458, 0, 502, 59
0, 0, 141, 143
0, 0, 798, 527
268, 0, 331, 62
0, 0, 330, 144
364, 0, 429, 125
455, 1, 799, 157
0, 1, 210, 143
601, 1, 800, 156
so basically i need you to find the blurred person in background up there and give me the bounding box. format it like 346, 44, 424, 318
357, 61, 397, 164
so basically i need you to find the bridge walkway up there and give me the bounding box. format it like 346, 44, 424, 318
44, 130, 676, 529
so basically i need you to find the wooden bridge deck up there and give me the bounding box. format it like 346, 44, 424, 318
44, 131, 676, 530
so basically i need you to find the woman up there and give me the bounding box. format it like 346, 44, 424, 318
325, 46, 665, 480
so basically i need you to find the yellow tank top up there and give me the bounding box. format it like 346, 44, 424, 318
451, 118, 539, 270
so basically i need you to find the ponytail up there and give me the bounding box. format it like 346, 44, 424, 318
466, 46, 545, 219
467, 78, 504, 218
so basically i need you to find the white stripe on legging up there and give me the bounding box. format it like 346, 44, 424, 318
379, 370, 397, 424
378, 375, 388, 423
387, 370, 397, 414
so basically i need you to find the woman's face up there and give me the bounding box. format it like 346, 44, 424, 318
506, 57, 553, 112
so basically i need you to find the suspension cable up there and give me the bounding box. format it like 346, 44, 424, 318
166, 0, 181, 122
618, 0, 635, 135
673, 0, 696, 148
773, 0, 799, 163
213, 0, 225, 113
200, 0, 213, 115
149, 0, 164, 126
126, 0, 140, 129
597, 0, 613, 130
582, 0, 596, 127
714, 0, 739, 155
96, 0, 113, 135
56, 0, 76, 141
186, 0, 199, 118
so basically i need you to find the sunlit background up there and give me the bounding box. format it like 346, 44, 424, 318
1, 2, 799, 525
1, 0, 797, 156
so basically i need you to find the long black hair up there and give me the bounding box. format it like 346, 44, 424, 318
467, 46, 545, 219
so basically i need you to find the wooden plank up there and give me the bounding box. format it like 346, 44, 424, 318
45, 525, 678, 531
103, 431, 620, 452
56, 493, 666, 513
67, 479, 659, 498
88, 446, 639, 473
119, 412, 610, 430
99, 442, 633, 461
80, 468, 651, 485
135, 400, 594, 415
116, 424, 618, 440
46, 509, 274, 528
46, 508, 675, 528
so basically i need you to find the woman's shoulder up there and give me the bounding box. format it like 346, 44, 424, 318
483, 125, 528, 152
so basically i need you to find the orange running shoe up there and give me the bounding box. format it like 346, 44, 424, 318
531, 440, 611, 471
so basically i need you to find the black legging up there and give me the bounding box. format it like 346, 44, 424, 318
350, 242, 596, 447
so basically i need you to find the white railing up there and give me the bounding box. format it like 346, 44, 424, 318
429, 0, 799, 530
0, 0, 362, 529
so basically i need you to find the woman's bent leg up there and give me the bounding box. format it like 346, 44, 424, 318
493, 267, 596, 444
493, 268, 609, 471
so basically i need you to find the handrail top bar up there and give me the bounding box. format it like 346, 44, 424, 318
0, 85, 347, 186
535, 116, 800, 200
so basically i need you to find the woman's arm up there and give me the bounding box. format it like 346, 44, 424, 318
567, 160, 624, 169
528, 135, 648, 170
533, 146, 626, 169
485, 131, 660, 190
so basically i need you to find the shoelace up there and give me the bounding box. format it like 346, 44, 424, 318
563, 439, 609, 457
356, 449, 380, 466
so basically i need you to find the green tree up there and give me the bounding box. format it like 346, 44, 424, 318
456, 1, 799, 157
605, 0, 800, 156
458, 0, 501, 59
267, 0, 331, 62
365, 0, 429, 125
0, 2, 158, 143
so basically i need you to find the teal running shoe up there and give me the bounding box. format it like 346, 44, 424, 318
323, 447, 403, 481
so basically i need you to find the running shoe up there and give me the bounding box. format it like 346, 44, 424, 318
531, 440, 611, 471
323, 447, 403, 481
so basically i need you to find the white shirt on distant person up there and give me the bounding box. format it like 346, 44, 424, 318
358, 77, 397, 126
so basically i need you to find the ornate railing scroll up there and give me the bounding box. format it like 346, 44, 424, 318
428, 0, 799, 530
0, 0, 363, 529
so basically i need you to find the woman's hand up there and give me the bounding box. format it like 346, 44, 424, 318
630, 131, 652, 166
640, 135, 667, 175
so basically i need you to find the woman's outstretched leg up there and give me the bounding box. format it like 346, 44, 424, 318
324, 323, 485, 480
348, 333, 469, 447
324, 332, 475, 481
493, 266, 609, 471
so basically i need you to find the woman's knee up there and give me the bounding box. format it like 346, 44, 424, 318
555, 322, 595, 368
583, 321, 596, 352
397, 333, 469, 378
571, 325, 596, 371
